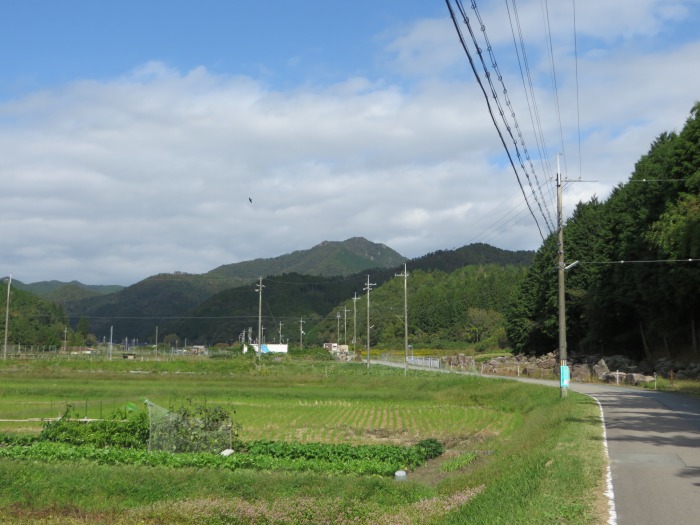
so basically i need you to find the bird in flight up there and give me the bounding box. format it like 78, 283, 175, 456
249, 197, 253, 204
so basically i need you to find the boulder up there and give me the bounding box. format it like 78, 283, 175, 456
592, 359, 609, 380
571, 364, 592, 383
537, 357, 557, 369
602, 371, 626, 384
624, 373, 655, 385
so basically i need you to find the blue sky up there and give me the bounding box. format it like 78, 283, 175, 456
2, 0, 699, 285
0, 1, 447, 97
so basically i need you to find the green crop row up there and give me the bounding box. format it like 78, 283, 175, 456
244, 437, 442, 467
0, 437, 442, 477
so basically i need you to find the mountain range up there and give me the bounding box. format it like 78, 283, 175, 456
9, 237, 534, 344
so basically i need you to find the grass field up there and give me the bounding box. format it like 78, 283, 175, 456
0, 355, 607, 524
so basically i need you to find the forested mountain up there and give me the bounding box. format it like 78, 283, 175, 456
61, 242, 530, 346
506, 103, 700, 362
63, 274, 226, 343
166, 273, 368, 345
207, 237, 405, 280
12, 280, 123, 301
8, 233, 532, 349
410, 243, 533, 273
307, 265, 527, 350
0, 282, 67, 347
163, 251, 530, 348
61, 237, 405, 341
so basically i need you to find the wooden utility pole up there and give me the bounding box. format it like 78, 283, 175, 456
396, 263, 409, 376
299, 318, 305, 349
255, 277, 264, 364
352, 293, 359, 353
364, 275, 375, 368
3, 274, 11, 360
557, 158, 569, 398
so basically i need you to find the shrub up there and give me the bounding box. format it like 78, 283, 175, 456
39, 404, 149, 449
415, 438, 444, 459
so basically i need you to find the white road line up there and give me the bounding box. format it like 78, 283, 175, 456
586, 394, 618, 525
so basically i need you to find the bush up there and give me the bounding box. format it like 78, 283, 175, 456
39, 404, 149, 449
288, 347, 334, 361
415, 438, 444, 459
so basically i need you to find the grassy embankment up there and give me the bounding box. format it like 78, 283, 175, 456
0, 356, 607, 524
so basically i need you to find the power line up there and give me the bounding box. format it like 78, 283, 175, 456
505, 0, 556, 209
445, 0, 547, 241
541, 0, 569, 178
572, 0, 582, 180
469, 0, 556, 233
580, 259, 700, 265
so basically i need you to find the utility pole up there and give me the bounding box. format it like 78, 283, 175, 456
336, 312, 341, 344
109, 326, 113, 361
255, 277, 264, 364
278, 321, 283, 343
364, 275, 376, 368
396, 263, 409, 376
343, 306, 349, 345
299, 318, 305, 349
557, 156, 570, 398
352, 293, 359, 353
155, 325, 159, 360
3, 274, 11, 360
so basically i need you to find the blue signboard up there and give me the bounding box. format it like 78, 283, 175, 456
560, 365, 570, 388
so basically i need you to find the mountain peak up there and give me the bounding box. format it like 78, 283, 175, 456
208, 237, 406, 280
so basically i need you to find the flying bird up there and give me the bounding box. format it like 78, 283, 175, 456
249, 197, 253, 204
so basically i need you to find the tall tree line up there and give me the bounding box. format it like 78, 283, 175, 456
506, 103, 700, 361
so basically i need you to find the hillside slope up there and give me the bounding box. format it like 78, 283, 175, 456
63, 237, 407, 341
207, 237, 406, 280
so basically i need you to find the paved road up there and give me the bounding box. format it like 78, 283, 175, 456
375, 361, 700, 524
570, 382, 700, 525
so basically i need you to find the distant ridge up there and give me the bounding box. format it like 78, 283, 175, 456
409, 243, 533, 273
60, 237, 406, 340
12, 280, 123, 302
207, 237, 406, 279
11, 239, 534, 345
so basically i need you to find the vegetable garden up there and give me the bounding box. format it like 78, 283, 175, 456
0, 356, 607, 524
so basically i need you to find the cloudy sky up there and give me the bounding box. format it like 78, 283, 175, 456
1, 0, 699, 285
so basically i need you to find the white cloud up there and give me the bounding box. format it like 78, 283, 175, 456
1, 1, 699, 284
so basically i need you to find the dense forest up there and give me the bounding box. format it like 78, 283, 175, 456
2, 246, 530, 352
156, 264, 527, 349
0, 283, 68, 348
307, 265, 527, 350
506, 103, 700, 361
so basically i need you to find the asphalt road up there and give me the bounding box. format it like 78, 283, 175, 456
570, 382, 700, 525
375, 360, 700, 524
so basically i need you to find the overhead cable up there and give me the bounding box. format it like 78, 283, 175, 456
445, 0, 547, 241
469, 0, 556, 233
505, 0, 557, 210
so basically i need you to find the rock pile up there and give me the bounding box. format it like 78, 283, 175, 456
443, 352, 700, 386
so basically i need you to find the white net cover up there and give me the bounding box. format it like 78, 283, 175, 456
145, 400, 233, 453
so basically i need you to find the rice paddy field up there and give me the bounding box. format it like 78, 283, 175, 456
0, 355, 608, 524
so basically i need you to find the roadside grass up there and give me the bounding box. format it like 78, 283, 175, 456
641, 376, 700, 398
440, 392, 606, 524
0, 357, 606, 524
